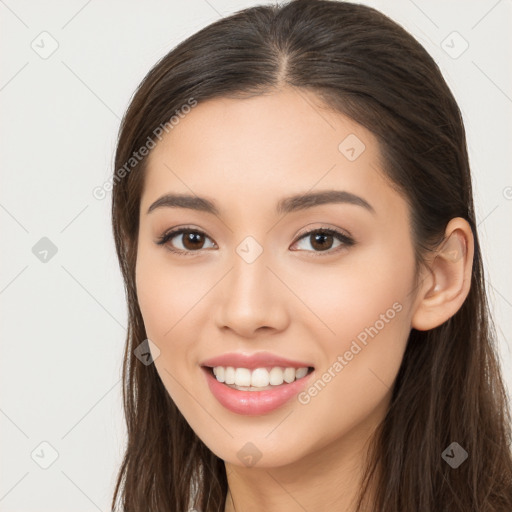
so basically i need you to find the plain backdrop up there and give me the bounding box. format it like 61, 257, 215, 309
1, 1, 511, 510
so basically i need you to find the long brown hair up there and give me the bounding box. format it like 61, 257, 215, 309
110, 1, 512, 510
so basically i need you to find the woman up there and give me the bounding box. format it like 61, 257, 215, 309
110, 1, 512, 510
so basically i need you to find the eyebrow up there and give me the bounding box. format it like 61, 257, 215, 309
146, 190, 375, 216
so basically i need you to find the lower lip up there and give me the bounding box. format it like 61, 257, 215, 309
202, 367, 314, 416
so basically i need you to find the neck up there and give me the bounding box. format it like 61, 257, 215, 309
223, 410, 384, 512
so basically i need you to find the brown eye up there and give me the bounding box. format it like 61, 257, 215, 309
309, 231, 334, 251
291, 227, 355, 255
181, 231, 206, 250
156, 228, 216, 254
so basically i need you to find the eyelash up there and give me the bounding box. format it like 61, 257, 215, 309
156, 225, 355, 257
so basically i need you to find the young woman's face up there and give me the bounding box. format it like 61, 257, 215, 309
136, 87, 420, 468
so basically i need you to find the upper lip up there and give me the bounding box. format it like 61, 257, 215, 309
200, 351, 314, 370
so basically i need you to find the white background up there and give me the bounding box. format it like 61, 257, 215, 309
1, 0, 511, 510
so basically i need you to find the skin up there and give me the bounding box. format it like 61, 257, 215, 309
135, 87, 474, 512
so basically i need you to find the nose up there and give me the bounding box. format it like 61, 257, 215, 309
213, 247, 290, 338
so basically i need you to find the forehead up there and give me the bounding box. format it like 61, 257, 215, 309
141, 88, 403, 220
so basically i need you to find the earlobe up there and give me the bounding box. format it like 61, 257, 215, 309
411, 218, 474, 331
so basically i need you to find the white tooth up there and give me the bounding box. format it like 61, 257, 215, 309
283, 367, 296, 383
295, 367, 308, 379
251, 368, 270, 387
225, 366, 236, 385
269, 367, 284, 385
215, 365, 309, 388
215, 366, 225, 383
235, 368, 251, 387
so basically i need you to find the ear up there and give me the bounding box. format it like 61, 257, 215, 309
411, 217, 474, 331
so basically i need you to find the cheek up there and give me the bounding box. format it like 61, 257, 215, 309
290, 249, 414, 351
292, 248, 414, 436
135, 246, 210, 340
135, 246, 224, 397
135, 250, 206, 411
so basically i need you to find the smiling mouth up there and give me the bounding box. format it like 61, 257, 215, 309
203, 365, 315, 391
